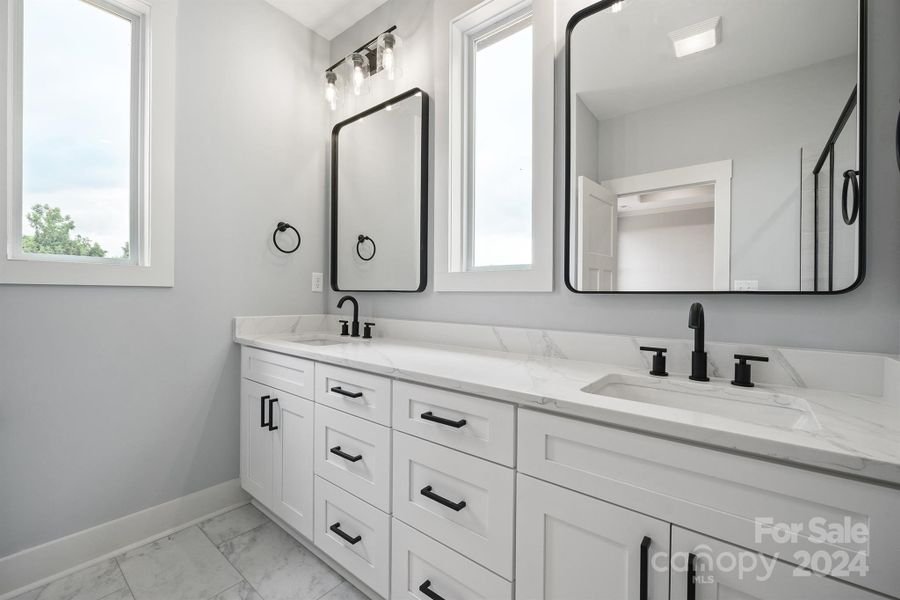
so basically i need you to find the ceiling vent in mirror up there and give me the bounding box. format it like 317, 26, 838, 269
669, 16, 722, 58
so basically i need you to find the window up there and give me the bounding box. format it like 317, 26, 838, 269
1, 0, 175, 286
470, 15, 532, 270
436, 0, 552, 292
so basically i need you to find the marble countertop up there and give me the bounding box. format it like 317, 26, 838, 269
234, 328, 900, 487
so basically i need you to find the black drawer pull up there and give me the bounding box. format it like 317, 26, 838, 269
330, 386, 363, 399
418, 581, 445, 600
420, 411, 467, 428
640, 536, 651, 600
329, 522, 361, 545
267, 397, 279, 431
687, 552, 697, 600
330, 446, 363, 462
420, 485, 466, 511
260, 395, 270, 429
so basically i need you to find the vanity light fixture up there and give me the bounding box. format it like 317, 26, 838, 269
610, 1, 625, 13
669, 16, 722, 58
322, 26, 400, 110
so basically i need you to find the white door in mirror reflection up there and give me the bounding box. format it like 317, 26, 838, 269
577, 177, 617, 291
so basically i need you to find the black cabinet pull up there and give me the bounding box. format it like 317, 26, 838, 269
687, 552, 697, 600
267, 397, 278, 431
418, 581, 445, 600
260, 395, 270, 429
329, 522, 361, 545
420, 485, 466, 511
420, 411, 467, 428
640, 536, 651, 600
330, 446, 363, 463
330, 386, 363, 399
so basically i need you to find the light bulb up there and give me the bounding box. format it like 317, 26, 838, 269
325, 83, 337, 110
611, 1, 624, 12
383, 47, 395, 80
352, 65, 364, 95
324, 71, 338, 110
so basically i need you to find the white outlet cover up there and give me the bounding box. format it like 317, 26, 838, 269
311, 272, 324, 292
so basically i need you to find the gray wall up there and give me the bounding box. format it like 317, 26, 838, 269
0, 0, 329, 558
327, 0, 900, 355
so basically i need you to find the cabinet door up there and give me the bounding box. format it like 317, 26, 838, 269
272, 390, 315, 539
240, 379, 274, 506
516, 474, 670, 600
671, 528, 884, 600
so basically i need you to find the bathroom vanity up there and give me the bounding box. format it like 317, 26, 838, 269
234, 316, 900, 600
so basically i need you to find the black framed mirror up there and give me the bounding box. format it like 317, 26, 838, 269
331, 88, 429, 292
565, 0, 866, 294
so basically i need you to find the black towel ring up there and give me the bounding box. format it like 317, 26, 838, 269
273, 222, 301, 254
356, 235, 376, 261
841, 170, 860, 226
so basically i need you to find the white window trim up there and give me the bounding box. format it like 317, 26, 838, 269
0, 0, 176, 287
434, 0, 554, 292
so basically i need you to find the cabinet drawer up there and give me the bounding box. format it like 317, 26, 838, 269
392, 382, 515, 466
315, 404, 391, 512
242, 346, 314, 399
518, 409, 900, 597
392, 432, 514, 579
390, 519, 512, 600
316, 364, 392, 426
315, 477, 390, 598
671, 528, 883, 600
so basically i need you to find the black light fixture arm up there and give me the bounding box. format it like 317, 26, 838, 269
326, 25, 397, 74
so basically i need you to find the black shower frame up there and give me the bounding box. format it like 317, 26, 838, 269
563, 0, 868, 295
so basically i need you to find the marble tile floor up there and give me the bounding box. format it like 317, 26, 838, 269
12, 504, 367, 600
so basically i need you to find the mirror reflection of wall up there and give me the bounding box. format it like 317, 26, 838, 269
568, 0, 862, 293
332, 90, 428, 292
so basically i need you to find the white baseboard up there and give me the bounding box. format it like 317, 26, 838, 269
250, 500, 383, 600
0, 479, 249, 600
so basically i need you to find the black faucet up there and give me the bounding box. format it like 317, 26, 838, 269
337, 295, 360, 337
688, 302, 709, 382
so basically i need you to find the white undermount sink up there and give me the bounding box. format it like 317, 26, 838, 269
582, 373, 820, 432
286, 335, 349, 347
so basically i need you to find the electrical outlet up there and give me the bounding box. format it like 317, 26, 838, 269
311, 272, 323, 293
734, 280, 759, 291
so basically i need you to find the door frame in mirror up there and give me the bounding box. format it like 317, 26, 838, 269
563, 0, 867, 295
330, 87, 430, 293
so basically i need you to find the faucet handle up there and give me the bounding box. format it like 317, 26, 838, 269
732, 354, 769, 388
363, 322, 375, 340
639, 346, 668, 377
339, 320, 350, 336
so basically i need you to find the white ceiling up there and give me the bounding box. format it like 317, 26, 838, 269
572, 0, 858, 121
262, 0, 390, 40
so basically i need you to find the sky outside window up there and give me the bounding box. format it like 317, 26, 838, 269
471, 18, 533, 269
22, 0, 133, 258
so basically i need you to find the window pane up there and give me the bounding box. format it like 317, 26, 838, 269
21, 0, 133, 259
471, 19, 532, 268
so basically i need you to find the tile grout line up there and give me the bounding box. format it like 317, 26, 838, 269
314, 580, 345, 600
207, 520, 273, 600
113, 556, 137, 600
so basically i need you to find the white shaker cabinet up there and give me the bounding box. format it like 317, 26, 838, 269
670, 528, 884, 600
516, 474, 670, 600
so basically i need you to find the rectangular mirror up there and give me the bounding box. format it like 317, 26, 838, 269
565, 0, 865, 293
331, 88, 429, 292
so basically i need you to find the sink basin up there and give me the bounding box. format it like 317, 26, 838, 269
582, 374, 820, 432
287, 335, 349, 347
